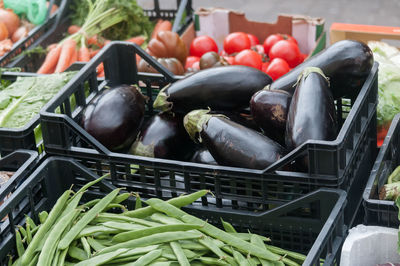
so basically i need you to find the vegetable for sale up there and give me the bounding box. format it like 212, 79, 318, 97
223, 32, 251, 54
184, 109, 285, 169
129, 113, 195, 160
190, 35, 218, 57
138, 57, 185, 76
234, 49, 263, 69
199, 51, 229, 70
270, 40, 374, 99
0, 72, 76, 128
285, 67, 337, 154
269, 40, 301, 68
190, 147, 218, 165
250, 88, 292, 145
153, 66, 273, 114
81, 84, 146, 151
147, 31, 188, 65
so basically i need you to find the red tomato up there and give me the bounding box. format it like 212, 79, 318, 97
247, 34, 259, 46
300, 53, 308, 63
269, 40, 301, 68
263, 34, 284, 55
192, 61, 200, 70
185, 56, 200, 70
223, 32, 251, 54
234, 49, 262, 70
261, 62, 270, 72
189, 36, 218, 57
265, 58, 290, 80
252, 44, 264, 54
284, 34, 298, 45
223, 56, 235, 65
219, 50, 228, 57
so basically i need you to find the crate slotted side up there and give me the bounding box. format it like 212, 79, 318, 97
0, 156, 346, 266
363, 113, 400, 227
40, 42, 376, 223
8, 0, 193, 73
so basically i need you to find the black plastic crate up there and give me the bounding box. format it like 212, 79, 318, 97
363, 113, 400, 227
0, 156, 346, 265
39, 42, 377, 226
8, 0, 193, 72
0, 0, 67, 68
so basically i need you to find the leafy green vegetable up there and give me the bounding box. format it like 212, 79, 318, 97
70, 0, 153, 41
0, 72, 76, 128
368, 41, 400, 127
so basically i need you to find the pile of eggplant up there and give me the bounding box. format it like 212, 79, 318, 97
81, 40, 374, 171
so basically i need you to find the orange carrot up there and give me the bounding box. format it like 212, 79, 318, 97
96, 62, 104, 74
125, 36, 146, 46
69, 47, 78, 67
37, 45, 62, 74
90, 49, 100, 58
151, 20, 172, 39
68, 25, 81, 35
47, 43, 57, 51
78, 45, 90, 62
88, 35, 108, 48
97, 69, 105, 77
55, 39, 77, 73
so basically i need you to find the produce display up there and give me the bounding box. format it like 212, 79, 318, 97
9, 176, 309, 265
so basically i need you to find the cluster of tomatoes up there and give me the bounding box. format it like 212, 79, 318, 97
186, 32, 307, 80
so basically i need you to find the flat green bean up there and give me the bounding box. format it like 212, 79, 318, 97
135, 194, 142, 210
15, 229, 24, 257
81, 237, 92, 258
150, 213, 183, 225
221, 218, 237, 233
124, 190, 209, 218
170, 241, 190, 266
104, 203, 127, 212
37, 209, 80, 266
57, 248, 68, 266
198, 257, 229, 265
199, 237, 237, 266
87, 237, 106, 252
27, 254, 38, 266
21, 190, 71, 265
25, 216, 36, 230
70, 173, 109, 202
232, 249, 251, 266
145, 198, 282, 262
179, 240, 209, 251
113, 192, 132, 204
52, 250, 60, 266
251, 234, 274, 266
38, 211, 48, 224
77, 225, 121, 238
97, 213, 161, 227
75, 248, 129, 266
229, 232, 270, 242
112, 224, 202, 243
58, 188, 120, 250
98, 231, 203, 255
26, 223, 32, 244
68, 246, 88, 261
17, 226, 27, 240
102, 221, 147, 231
129, 249, 162, 266
266, 245, 307, 262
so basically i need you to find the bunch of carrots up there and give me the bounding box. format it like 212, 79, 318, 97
37, 16, 172, 77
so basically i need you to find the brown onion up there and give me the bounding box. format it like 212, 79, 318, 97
0, 9, 20, 36
11, 26, 28, 43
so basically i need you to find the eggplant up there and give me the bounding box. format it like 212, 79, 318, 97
81, 84, 146, 151
250, 88, 292, 145
153, 66, 273, 114
184, 110, 285, 169
270, 40, 374, 99
190, 147, 218, 165
285, 67, 337, 151
212, 110, 260, 131
129, 113, 195, 160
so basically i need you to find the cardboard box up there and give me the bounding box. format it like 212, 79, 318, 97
330, 23, 400, 46
180, 8, 326, 56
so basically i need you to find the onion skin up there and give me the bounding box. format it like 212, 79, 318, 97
11, 26, 28, 43
0, 9, 20, 36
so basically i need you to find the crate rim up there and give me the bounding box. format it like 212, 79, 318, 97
40, 42, 379, 177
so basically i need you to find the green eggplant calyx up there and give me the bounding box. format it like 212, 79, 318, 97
183, 109, 213, 142
153, 85, 173, 112
294, 67, 330, 87
129, 141, 155, 158
262, 84, 272, 91
388, 165, 400, 184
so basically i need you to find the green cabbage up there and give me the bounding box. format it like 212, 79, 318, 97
368, 41, 400, 127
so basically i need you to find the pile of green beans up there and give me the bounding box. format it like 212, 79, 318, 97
9, 175, 308, 266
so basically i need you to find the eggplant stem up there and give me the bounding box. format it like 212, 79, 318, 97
183, 109, 213, 142
153, 87, 173, 113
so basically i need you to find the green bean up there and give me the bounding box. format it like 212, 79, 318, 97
58, 188, 120, 250
77, 225, 121, 238
135, 194, 142, 209
98, 231, 203, 254
179, 240, 209, 251
102, 221, 147, 231
112, 224, 202, 243
148, 262, 179, 266
75, 248, 129, 266
30, 225, 39, 236
7, 255, 12, 266
38, 211, 48, 224
27, 254, 38, 266
83, 198, 100, 208
15, 229, 25, 257
151, 213, 183, 225
229, 232, 270, 242
104, 203, 127, 212
25, 223, 32, 244
17, 226, 27, 240
68, 246, 88, 261
87, 237, 106, 252
38, 209, 80, 266
95, 233, 113, 240
124, 190, 209, 218
266, 245, 307, 262
129, 249, 162, 266
57, 248, 68, 266
116, 245, 160, 258
114, 192, 132, 204
198, 257, 229, 265
70, 173, 109, 202
145, 198, 281, 262
107, 254, 143, 264
92, 238, 113, 246
97, 213, 161, 227
199, 237, 237, 266
21, 190, 71, 265
170, 241, 190, 266
52, 250, 60, 266
58, 191, 84, 221
221, 218, 237, 233
233, 249, 251, 266
251, 234, 273, 266
81, 237, 92, 258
